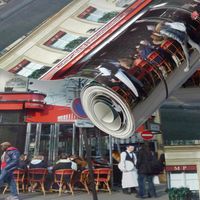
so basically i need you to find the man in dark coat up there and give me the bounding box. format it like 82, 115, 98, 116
0, 142, 20, 200
52, 153, 77, 186
136, 144, 157, 198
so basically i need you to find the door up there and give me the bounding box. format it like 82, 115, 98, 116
24, 123, 58, 164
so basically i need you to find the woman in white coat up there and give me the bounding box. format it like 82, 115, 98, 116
119, 145, 138, 194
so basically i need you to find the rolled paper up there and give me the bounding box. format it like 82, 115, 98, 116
64, 4, 200, 138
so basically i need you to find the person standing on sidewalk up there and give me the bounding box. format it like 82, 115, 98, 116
136, 143, 157, 198
0, 142, 20, 200
118, 145, 138, 194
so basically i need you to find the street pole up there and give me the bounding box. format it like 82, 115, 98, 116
82, 128, 98, 200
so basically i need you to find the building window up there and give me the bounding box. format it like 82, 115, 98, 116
9, 59, 50, 78
0, 111, 24, 124
78, 6, 119, 23
160, 106, 200, 145
44, 31, 87, 52
9, 59, 30, 74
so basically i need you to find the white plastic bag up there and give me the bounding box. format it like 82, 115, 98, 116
153, 175, 160, 185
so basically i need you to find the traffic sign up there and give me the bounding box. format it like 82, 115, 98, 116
71, 98, 87, 118
141, 130, 154, 140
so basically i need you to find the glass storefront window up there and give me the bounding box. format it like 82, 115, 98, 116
0, 111, 25, 123
58, 124, 74, 155
0, 125, 26, 153
160, 106, 200, 145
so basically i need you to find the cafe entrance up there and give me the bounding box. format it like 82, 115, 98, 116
24, 123, 77, 164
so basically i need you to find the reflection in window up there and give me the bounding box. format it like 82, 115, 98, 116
0, 111, 24, 123
44, 30, 87, 52
161, 106, 200, 146
9, 59, 50, 78
183, 70, 200, 87
58, 124, 73, 155
78, 6, 119, 23
165, 140, 200, 146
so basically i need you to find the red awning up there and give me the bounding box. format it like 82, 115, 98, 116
0, 102, 23, 110
26, 105, 79, 123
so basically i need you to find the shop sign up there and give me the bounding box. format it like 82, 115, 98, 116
148, 122, 161, 132
165, 165, 197, 172
57, 113, 77, 122
26, 105, 78, 123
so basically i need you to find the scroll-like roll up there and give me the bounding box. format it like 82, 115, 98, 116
66, 3, 200, 138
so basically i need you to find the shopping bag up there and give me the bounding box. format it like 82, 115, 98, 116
153, 175, 160, 184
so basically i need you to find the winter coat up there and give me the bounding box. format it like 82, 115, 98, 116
29, 159, 47, 169
53, 159, 77, 184
1, 147, 20, 173
53, 159, 77, 172
136, 148, 154, 175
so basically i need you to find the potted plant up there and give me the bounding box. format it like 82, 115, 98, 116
179, 187, 192, 200
168, 188, 178, 200
168, 187, 192, 200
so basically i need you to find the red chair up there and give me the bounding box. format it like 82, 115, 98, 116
28, 168, 48, 195
112, 85, 134, 103
147, 51, 173, 77
160, 39, 185, 65
53, 169, 75, 196
131, 59, 163, 89
3, 169, 26, 194
93, 168, 111, 194
133, 60, 157, 86
79, 169, 90, 194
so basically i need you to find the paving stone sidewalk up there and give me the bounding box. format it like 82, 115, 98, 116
1, 184, 168, 200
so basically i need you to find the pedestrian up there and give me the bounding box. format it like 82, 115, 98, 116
189, 0, 200, 44
0, 142, 20, 200
112, 150, 122, 186
191, 0, 200, 21
155, 21, 200, 72
118, 145, 138, 194
136, 143, 157, 198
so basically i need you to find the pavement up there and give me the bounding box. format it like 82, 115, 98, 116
0, 184, 168, 200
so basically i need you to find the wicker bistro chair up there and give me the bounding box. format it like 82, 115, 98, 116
79, 169, 90, 194
3, 169, 26, 194
28, 168, 48, 195
146, 50, 174, 77
93, 168, 112, 194
53, 169, 75, 196
160, 39, 185, 66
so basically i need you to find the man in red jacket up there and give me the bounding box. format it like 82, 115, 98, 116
0, 142, 20, 200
